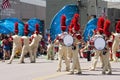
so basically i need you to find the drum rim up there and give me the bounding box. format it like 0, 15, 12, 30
94, 37, 106, 50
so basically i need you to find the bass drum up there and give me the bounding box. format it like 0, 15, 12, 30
94, 37, 106, 50
63, 34, 73, 47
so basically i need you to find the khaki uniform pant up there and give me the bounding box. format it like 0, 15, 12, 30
102, 49, 111, 73
47, 44, 54, 60
91, 50, 104, 70
67, 47, 73, 61
8, 46, 22, 64
57, 46, 70, 71
19, 46, 33, 63
47, 50, 54, 60
112, 43, 119, 62
30, 46, 38, 62
71, 46, 81, 73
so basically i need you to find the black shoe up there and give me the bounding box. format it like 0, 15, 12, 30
31, 61, 35, 63
69, 72, 74, 75
76, 72, 82, 75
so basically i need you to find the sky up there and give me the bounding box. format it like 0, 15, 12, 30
103, 0, 120, 2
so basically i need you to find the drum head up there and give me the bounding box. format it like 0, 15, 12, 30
94, 37, 106, 50
63, 34, 73, 47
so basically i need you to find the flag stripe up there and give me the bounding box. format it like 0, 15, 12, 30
1, 0, 11, 9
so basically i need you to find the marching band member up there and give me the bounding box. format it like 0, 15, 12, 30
102, 19, 112, 74
29, 24, 42, 63
8, 22, 22, 64
67, 44, 73, 63
19, 24, 33, 63
47, 40, 54, 60
54, 37, 59, 60
67, 19, 74, 62
112, 21, 120, 62
108, 35, 113, 61
89, 28, 104, 71
89, 16, 105, 71
57, 15, 70, 72
70, 13, 82, 74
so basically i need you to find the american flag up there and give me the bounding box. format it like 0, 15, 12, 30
1, 0, 11, 9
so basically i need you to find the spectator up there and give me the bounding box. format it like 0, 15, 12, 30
2, 35, 11, 61
0, 47, 3, 60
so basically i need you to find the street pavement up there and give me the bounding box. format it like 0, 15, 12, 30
0, 56, 120, 80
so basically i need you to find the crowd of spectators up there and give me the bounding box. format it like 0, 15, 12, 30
0, 34, 48, 61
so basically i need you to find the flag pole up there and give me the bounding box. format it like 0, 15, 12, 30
0, 8, 2, 19
95, 0, 98, 17
0, 9, 1, 19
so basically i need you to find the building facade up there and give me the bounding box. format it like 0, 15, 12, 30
46, 0, 77, 30
46, 0, 107, 32
0, 0, 46, 22
0, 0, 120, 34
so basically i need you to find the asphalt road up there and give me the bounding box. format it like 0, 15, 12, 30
0, 56, 120, 80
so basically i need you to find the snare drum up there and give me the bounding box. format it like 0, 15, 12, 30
116, 50, 120, 58
107, 40, 113, 48
83, 50, 88, 58
89, 37, 106, 50
94, 37, 106, 50
63, 34, 73, 47
89, 37, 95, 50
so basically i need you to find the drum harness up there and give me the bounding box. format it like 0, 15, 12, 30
71, 34, 79, 50
72, 38, 76, 50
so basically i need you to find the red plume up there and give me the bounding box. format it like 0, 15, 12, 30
103, 19, 111, 37
61, 15, 66, 26
74, 13, 79, 20
98, 28, 103, 34
61, 15, 66, 31
116, 21, 120, 33
35, 24, 39, 34
97, 17, 104, 29
68, 19, 74, 33
24, 24, 28, 35
14, 22, 18, 34
68, 26, 73, 34
73, 18, 80, 32
74, 24, 80, 31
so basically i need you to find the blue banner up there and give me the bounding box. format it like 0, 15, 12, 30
50, 4, 79, 40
